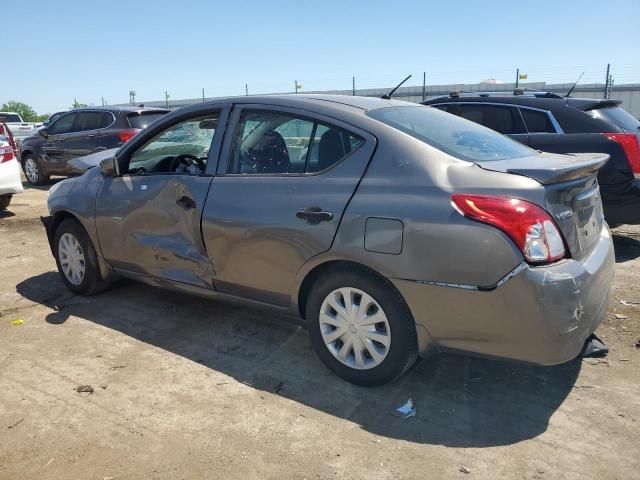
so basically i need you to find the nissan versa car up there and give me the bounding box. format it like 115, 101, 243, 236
42, 95, 615, 385
20, 106, 168, 185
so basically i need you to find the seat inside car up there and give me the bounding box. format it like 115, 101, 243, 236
317, 129, 346, 171
249, 131, 290, 173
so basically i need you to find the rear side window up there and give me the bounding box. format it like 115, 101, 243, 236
73, 112, 102, 132
128, 112, 167, 129
99, 112, 114, 128
587, 107, 640, 131
368, 106, 533, 162
228, 110, 363, 174
520, 108, 556, 133
458, 104, 525, 135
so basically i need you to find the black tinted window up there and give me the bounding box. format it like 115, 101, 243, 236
520, 108, 556, 133
49, 113, 76, 134
458, 105, 525, 135
588, 107, 640, 131
229, 110, 363, 175
128, 113, 166, 129
100, 112, 114, 128
0, 114, 22, 122
74, 112, 102, 132
430, 104, 449, 112
367, 106, 533, 162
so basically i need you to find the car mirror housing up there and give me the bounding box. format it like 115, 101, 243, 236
99, 157, 119, 177
38, 129, 48, 138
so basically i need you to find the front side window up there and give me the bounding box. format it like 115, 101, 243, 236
520, 108, 556, 133
48, 113, 77, 134
126, 114, 219, 175
228, 110, 363, 174
458, 104, 525, 135
367, 106, 534, 162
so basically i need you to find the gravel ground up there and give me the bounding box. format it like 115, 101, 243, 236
0, 183, 639, 480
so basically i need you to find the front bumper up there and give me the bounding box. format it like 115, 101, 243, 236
393, 227, 615, 365
0, 159, 24, 196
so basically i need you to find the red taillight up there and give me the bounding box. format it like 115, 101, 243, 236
451, 194, 567, 264
604, 133, 640, 177
0, 124, 17, 155
0, 145, 15, 164
119, 129, 140, 143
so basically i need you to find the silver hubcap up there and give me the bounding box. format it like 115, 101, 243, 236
25, 158, 39, 183
319, 287, 391, 370
58, 233, 85, 285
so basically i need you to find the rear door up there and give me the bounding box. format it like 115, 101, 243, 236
202, 105, 376, 306
456, 103, 529, 145
64, 111, 104, 164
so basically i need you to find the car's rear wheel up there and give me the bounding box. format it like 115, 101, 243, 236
22, 154, 49, 186
53, 219, 109, 295
306, 267, 418, 386
0, 194, 11, 210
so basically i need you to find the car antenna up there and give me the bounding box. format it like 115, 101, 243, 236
565, 72, 584, 97
381, 74, 412, 99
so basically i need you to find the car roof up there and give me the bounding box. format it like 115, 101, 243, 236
71, 106, 170, 113
423, 94, 622, 112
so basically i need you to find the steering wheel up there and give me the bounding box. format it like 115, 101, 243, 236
169, 154, 206, 172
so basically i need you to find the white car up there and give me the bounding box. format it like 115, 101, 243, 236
0, 136, 23, 210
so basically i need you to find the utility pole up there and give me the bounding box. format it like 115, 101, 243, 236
422, 72, 426, 101
101, 96, 105, 106
129, 90, 136, 105
202, 88, 205, 102
245, 83, 248, 96
515, 68, 519, 89
294, 80, 299, 94
165, 90, 170, 109
604, 63, 611, 99
352, 76, 355, 96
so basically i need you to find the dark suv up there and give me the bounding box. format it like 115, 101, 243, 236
422, 92, 640, 226
20, 106, 169, 185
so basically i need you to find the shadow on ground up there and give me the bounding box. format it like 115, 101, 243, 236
613, 228, 640, 262
17, 271, 580, 448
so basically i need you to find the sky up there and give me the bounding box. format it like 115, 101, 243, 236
3, 0, 640, 114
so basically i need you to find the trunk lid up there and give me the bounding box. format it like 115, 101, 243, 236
477, 152, 609, 259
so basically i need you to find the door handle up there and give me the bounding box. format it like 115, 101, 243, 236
296, 207, 333, 224
176, 196, 196, 210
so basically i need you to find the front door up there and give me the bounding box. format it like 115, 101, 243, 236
42, 112, 78, 173
201, 105, 376, 306
95, 108, 227, 288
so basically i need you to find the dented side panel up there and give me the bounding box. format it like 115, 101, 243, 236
95, 175, 215, 288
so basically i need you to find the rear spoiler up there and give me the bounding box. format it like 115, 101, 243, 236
580, 99, 622, 111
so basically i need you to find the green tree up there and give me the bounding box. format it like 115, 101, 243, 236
0, 100, 39, 122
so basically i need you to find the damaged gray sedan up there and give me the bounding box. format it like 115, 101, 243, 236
43, 95, 615, 385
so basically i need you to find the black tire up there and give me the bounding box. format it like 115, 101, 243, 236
22, 153, 50, 186
306, 266, 418, 386
53, 218, 110, 295
0, 194, 11, 210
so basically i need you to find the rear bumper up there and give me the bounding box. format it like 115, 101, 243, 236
393, 227, 615, 365
0, 159, 24, 196
602, 179, 640, 226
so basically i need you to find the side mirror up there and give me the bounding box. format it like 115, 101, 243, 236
38, 129, 48, 138
99, 157, 119, 177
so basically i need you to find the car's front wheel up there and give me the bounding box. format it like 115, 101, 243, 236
22, 154, 50, 186
306, 267, 418, 386
53, 219, 109, 295
0, 194, 12, 210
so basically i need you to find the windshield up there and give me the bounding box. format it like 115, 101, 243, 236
127, 112, 167, 129
367, 106, 534, 162
0, 114, 22, 123
588, 107, 640, 131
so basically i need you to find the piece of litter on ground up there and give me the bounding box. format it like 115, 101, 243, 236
8, 418, 24, 429
619, 358, 630, 362
616, 297, 640, 306
393, 399, 416, 418
45, 458, 54, 466
460, 466, 471, 474
76, 385, 94, 394
614, 313, 628, 320
10, 319, 24, 326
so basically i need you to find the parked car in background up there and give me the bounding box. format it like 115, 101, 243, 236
0, 111, 39, 143
20, 106, 169, 185
0, 134, 24, 210
43, 95, 614, 385
422, 92, 640, 227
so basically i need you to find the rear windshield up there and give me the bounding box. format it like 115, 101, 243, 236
127, 112, 167, 129
367, 106, 533, 162
587, 107, 640, 131
0, 114, 22, 123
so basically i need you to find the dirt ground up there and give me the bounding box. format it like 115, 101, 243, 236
0, 182, 639, 480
